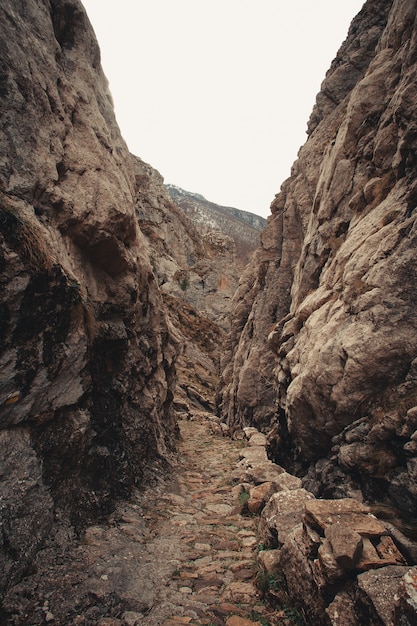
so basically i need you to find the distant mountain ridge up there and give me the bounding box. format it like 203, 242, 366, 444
165, 184, 267, 268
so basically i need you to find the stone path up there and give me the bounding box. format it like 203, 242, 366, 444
115, 419, 280, 626
2, 414, 294, 625
120, 414, 271, 626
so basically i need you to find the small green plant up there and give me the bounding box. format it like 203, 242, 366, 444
237, 488, 252, 516
283, 606, 305, 625
246, 610, 269, 626
256, 570, 281, 595
179, 275, 190, 291
238, 489, 250, 505
257, 542, 268, 552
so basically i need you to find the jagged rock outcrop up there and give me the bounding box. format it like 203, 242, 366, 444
166, 184, 266, 269
218, 0, 417, 523
0, 0, 179, 600
132, 156, 239, 413
135, 161, 239, 333
233, 424, 417, 625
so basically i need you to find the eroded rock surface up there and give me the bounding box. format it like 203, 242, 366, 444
0, 0, 178, 599
217, 0, 417, 520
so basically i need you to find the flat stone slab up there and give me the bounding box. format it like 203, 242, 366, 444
357, 566, 411, 626
239, 446, 268, 463
249, 461, 286, 485
248, 432, 267, 447
305, 498, 386, 537
205, 503, 234, 515
222, 581, 260, 604
226, 617, 261, 626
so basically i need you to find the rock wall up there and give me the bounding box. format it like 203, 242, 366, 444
0, 0, 178, 597
218, 0, 417, 522
134, 158, 239, 333
132, 156, 237, 412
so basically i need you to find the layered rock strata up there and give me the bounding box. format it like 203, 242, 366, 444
0, 0, 179, 599
218, 0, 417, 520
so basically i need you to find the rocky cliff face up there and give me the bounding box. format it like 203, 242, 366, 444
133, 157, 231, 412
218, 0, 417, 524
0, 0, 179, 598
166, 184, 266, 269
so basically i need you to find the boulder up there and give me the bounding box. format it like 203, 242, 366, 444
325, 591, 358, 626
324, 523, 363, 570
394, 567, 417, 625
248, 462, 287, 485
259, 488, 315, 547
239, 446, 269, 464
247, 482, 278, 514
279, 526, 327, 626
248, 432, 268, 447
257, 549, 281, 574
356, 566, 412, 626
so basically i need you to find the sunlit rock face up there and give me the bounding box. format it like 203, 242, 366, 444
0, 0, 178, 596
218, 0, 417, 518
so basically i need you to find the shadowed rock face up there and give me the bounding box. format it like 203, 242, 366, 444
0, 0, 178, 597
218, 0, 417, 519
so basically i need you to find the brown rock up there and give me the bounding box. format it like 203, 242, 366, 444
394, 567, 417, 625
259, 488, 315, 547
376, 535, 407, 565
122, 613, 144, 626
324, 523, 363, 570
305, 499, 386, 537
233, 568, 256, 581
274, 472, 302, 492
317, 539, 345, 584
210, 604, 245, 621
325, 591, 358, 626
356, 566, 411, 626
383, 522, 417, 564
279, 525, 327, 625
248, 482, 278, 514
239, 446, 269, 464
257, 549, 281, 574
358, 537, 399, 572
226, 617, 261, 626
248, 432, 268, 447
222, 582, 260, 604
248, 462, 286, 485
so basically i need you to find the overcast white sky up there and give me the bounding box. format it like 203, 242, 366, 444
82, 1, 365, 217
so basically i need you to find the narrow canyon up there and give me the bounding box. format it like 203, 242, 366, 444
0, 1, 417, 625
